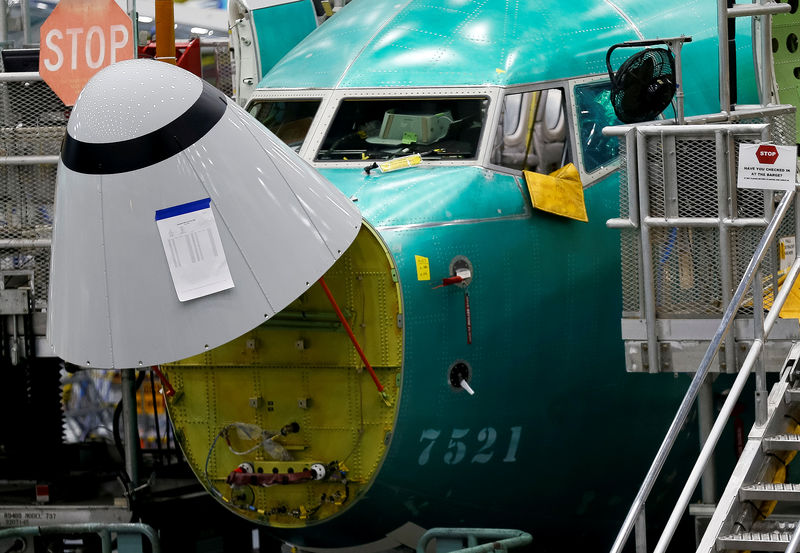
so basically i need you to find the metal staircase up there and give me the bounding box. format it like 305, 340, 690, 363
696, 343, 800, 552
605, 4, 800, 550
602, 1, 800, 551
607, 127, 800, 553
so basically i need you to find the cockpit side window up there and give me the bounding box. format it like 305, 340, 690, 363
492, 88, 570, 175
248, 99, 322, 152
316, 97, 488, 161
572, 80, 621, 174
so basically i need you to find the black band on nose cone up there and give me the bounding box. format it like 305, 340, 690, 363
61, 80, 229, 175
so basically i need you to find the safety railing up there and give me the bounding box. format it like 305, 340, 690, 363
787, 524, 800, 553
606, 102, 800, 553
416, 528, 532, 553
608, 104, 798, 375
0, 522, 160, 553
611, 181, 800, 553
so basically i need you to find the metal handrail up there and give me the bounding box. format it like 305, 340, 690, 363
610, 184, 798, 553
417, 528, 532, 553
786, 522, 800, 553
654, 253, 800, 553
0, 522, 160, 553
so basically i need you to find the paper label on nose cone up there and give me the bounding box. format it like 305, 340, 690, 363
155, 198, 234, 302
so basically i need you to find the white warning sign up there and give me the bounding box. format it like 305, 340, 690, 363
737, 143, 797, 191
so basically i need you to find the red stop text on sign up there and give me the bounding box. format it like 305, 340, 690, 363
756, 145, 779, 164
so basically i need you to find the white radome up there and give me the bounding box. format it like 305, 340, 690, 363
48, 59, 362, 369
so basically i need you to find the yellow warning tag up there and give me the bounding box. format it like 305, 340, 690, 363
415, 255, 430, 281
524, 163, 588, 222
379, 154, 422, 173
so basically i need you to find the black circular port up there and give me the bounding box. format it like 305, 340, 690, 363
448, 361, 471, 389
774, 37, 780, 53
788, 33, 798, 53
795, 67, 800, 79
791, 0, 799, 14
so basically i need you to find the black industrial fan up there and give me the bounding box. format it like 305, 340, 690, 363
606, 43, 677, 123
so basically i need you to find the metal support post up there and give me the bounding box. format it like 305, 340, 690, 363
717, 130, 735, 372
754, 266, 767, 425
634, 509, 647, 553
121, 369, 140, 489
758, 12, 771, 106
637, 131, 659, 373
718, 0, 731, 112
662, 38, 692, 124
0, 0, 8, 46
155, 0, 177, 64
766, 190, 780, 312
698, 377, 717, 503
128, 0, 139, 55
626, 130, 640, 228
20, 0, 29, 46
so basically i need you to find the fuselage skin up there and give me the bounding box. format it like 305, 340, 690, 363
243, 0, 759, 548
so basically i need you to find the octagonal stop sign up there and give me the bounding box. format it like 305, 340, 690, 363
756, 144, 779, 164
39, 0, 133, 106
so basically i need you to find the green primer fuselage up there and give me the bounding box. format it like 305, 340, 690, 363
246, 0, 760, 548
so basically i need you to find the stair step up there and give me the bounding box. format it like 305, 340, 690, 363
718, 521, 798, 551
785, 388, 800, 403
740, 483, 800, 501
763, 434, 800, 451
718, 531, 794, 551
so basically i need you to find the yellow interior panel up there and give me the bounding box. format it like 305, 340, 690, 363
162, 224, 403, 527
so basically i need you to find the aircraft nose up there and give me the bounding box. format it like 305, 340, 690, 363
48, 58, 362, 369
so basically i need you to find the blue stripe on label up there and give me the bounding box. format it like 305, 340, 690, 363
155, 198, 211, 221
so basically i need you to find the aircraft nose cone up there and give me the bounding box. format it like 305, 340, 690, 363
67, 59, 203, 145
48, 58, 362, 369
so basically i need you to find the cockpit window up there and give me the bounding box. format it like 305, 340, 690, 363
573, 81, 621, 173
492, 88, 570, 174
316, 97, 488, 161
248, 100, 322, 152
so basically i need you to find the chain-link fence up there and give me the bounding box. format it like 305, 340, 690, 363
0, 68, 64, 308
0, 42, 235, 311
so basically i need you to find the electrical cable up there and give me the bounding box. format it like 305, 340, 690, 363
744, 499, 768, 520
786, 414, 800, 426
766, 452, 789, 467
2, 538, 24, 553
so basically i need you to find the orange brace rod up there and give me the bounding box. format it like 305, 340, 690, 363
318, 276, 385, 394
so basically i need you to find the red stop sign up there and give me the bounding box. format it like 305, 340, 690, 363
756, 144, 779, 164
39, 0, 133, 106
